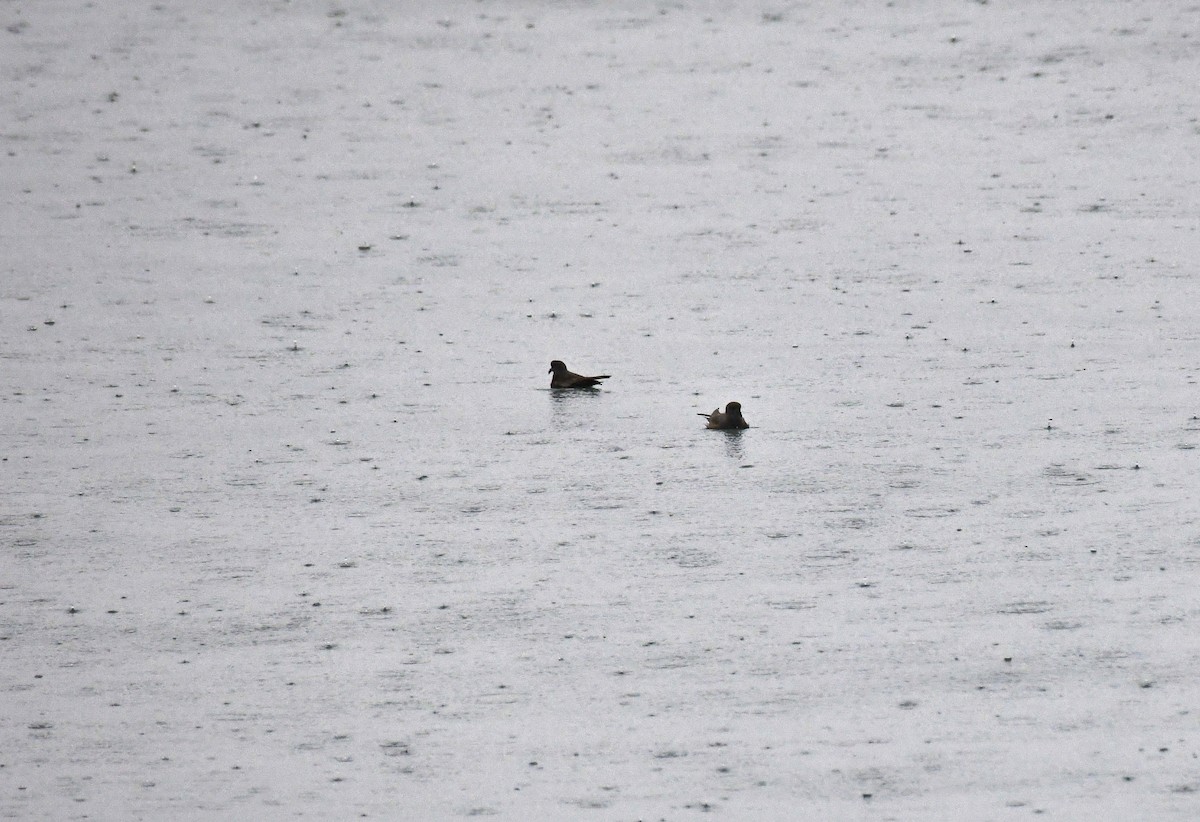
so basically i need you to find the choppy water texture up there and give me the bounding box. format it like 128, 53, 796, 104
4, 1, 1200, 819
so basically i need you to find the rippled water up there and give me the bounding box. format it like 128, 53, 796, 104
4, 1, 1200, 818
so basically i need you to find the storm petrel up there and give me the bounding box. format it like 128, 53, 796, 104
699, 401, 749, 430
549, 360, 611, 389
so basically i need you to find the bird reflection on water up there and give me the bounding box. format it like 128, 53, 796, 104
548, 384, 605, 430
720, 428, 746, 462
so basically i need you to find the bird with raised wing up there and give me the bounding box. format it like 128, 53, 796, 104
699, 401, 749, 430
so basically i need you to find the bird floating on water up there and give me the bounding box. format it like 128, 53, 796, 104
549, 360, 610, 389
699, 401, 749, 430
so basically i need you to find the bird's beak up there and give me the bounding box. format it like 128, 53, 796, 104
548, 366, 553, 373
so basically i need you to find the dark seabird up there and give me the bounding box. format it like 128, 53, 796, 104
699, 401, 749, 430
549, 360, 610, 389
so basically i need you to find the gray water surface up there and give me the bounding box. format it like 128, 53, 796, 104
4, 1, 1200, 819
